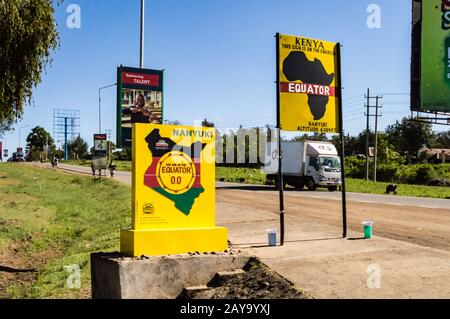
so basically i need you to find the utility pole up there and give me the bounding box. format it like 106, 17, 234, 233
365, 89, 370, 181
364, 90, 382, 182
140, 0, 145, 68
373, 96, 382, 182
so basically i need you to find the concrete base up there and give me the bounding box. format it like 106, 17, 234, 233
120, 227, 228, 256
91, 252, 249, 299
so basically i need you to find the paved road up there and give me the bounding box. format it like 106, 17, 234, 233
216, 182, 450, 210
51, 163, 450, 210
51, 162, 450, 249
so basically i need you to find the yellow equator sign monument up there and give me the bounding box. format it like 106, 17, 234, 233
120, 123, 228, 256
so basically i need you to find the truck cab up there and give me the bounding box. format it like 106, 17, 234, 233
306, 153, 341, 191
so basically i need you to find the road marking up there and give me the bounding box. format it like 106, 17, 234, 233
272, 191, 447, 210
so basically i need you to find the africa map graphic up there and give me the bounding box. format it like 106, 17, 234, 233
143, 129, 206, 216
283, 51, 335, 120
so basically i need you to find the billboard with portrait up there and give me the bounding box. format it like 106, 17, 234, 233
117, 66, 164, 147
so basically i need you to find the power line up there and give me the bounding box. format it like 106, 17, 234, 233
344, 99, 365, 106
214, 115, 274, 125
343, 94, 364, 101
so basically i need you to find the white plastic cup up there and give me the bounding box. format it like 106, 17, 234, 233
267, 229, 277, 246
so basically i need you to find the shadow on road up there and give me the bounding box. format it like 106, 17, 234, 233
346, 237, 366, 241
232, 236, 343, 248
0, 265, 36, 273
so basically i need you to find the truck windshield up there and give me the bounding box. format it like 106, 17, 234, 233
319, 157, 341, 172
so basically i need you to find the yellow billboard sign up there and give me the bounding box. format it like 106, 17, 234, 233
279, 34, 340, 133
121, 123, 228, 256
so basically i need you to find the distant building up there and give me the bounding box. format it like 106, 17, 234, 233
418, 148, 450, 164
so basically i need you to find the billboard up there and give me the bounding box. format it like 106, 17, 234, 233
411, 0, 450, 112
278, 34, 340, 133
120, 123, 227, 256
93, 134, 107, 156
117, 66, 164, 148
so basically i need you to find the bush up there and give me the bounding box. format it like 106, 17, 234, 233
345, 156, 365, 179
415, 164, 436, 185
343, 157, 448, 186
397, 164, 437, 185
113, 148, 131, 161
376, 164, 399, 182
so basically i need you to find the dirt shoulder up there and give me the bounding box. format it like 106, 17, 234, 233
216, 188, 450, 298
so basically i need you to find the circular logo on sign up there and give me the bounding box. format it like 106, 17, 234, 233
143, 202, 154, 214
156, 151, 196, 195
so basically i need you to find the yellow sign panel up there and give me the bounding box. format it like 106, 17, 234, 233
121, 123, 227, 256
279, 34, 340, 133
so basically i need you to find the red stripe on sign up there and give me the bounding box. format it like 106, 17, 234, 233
122, 72, 160, 87
94, 134, 107, 140
280, 82, 335, 97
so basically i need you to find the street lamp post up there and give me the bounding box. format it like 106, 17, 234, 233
98, 83, 117, 133
140, 0, 145, 68
18, 125, 29, 149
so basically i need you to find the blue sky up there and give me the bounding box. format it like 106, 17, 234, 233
2, 0, 436, 152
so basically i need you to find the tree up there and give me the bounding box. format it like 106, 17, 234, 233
375, 133, 405, 165
67, 136, 88, 160
292, 133, 328, 142
385, 117, 433, 157
201, 118, 215, 127
431, 130, 450, 149
0, 121, 13, 139
0, 0, 59, 133
26, 126, 54, 161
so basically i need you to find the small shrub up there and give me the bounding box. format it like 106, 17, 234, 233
377, 164, 399, 182
415, 164, 436, 185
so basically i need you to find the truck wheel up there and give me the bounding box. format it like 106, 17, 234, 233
327, 186, 338, 192
306, 180, 316, 191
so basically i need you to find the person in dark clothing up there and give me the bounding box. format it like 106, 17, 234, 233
122, 93, 152, 123
109, 161, 117, 178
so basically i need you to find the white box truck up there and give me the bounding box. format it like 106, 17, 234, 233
264, 140, 342, 191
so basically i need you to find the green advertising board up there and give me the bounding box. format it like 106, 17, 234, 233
413, 0, 450, 112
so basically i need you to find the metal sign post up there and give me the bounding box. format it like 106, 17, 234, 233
276, 33, 347, 240
275, 33, 285, 246
335, 43, 347, 238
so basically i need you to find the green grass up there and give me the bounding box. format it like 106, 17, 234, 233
61, 159, 132, 172
216, 167, 267, 185
216, 166, 450, 199
346, 178, 450, 199
0, 163, 131, 298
